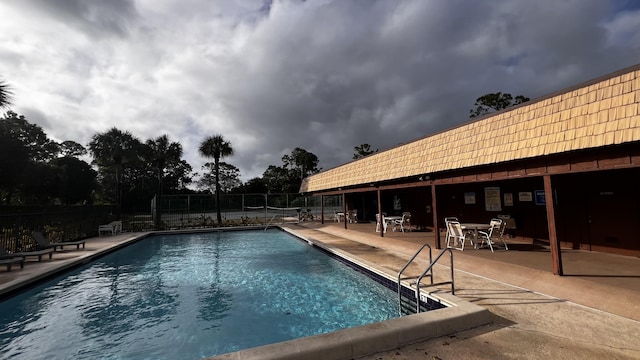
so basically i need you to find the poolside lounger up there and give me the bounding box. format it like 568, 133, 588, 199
0, 245, 53, 262
14, 248, 54, 261
98, 221, 122, 236
0, 257, 25, 272
32, 231, 86, 251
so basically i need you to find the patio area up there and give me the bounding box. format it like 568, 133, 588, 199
292, 220, 640, 321
1, 222, 638, 359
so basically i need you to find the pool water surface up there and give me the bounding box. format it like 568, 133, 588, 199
0, 230, 400, 359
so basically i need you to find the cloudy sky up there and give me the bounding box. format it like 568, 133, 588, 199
1, 0, 640, 181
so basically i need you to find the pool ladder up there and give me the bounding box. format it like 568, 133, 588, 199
397, 245, 455, 315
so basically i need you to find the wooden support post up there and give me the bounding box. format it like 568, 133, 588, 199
544, 175, 563, 275
431, 184, 441, 249
342, 193, 347, 229
377, 189, 384, 237
321, 195, 325, 224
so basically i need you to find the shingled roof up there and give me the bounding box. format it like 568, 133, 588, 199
300, 64, 640, 193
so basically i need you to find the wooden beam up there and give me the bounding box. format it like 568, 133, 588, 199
544, 175, 563, 275
431, 184, 441, 249
342, 193, 347, 230
320, 195, 325, 224
377, 189, 384, 238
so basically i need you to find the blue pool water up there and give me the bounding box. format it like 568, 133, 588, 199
0, 230, 400, 359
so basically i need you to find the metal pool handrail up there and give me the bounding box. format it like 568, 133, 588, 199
415, 248, 455, 313
397, 244, 432, 316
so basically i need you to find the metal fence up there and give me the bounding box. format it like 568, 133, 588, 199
0, 194, 344, 253
152, 193, 343, 229
0, 205, 115, 252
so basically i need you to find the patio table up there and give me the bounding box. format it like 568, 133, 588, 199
460, 222, 491, 239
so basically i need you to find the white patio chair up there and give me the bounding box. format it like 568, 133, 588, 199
375, 213, 388, 233
446, 220, 474, 251
477, 218, 509, 252
444, 217, 459, 247
347, 209, 358, 223
392, 212, 412, 232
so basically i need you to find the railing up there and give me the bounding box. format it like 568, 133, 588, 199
397, 244, 432, 315
414, 248, 455, 313
397, 245, 455, 315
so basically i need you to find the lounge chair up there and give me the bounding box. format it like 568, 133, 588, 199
98, 221, 122, 236
0, 247, 26, 271
0, 244, 53, 262
32, 231, 86, 251
0, 257, 24, 272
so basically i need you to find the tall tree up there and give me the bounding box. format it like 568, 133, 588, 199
164, 159, 193, 191
281, 147, 320, 180
1, 111, 59, 162
262, 148, 321, 193
353, 143, 378, 160
0, 77, 13, 111
262, 165, 292, 193
469, 92, 530, 118
197, 162, 241, 194
239, 177, 268, 194
199, 134, 234, 224
59, 140, 87, 157
145, 134, 184, 229
88, 128, 142, 218
0, 132, 29, 204
50, 156, 97, 205
0, 111, 58, 204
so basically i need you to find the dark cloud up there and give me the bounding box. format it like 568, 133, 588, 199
15, 0, 138, 38
2, 0, 640, 181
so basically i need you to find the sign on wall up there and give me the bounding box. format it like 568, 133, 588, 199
504, 193, 513, 206
484, 187, 502, 211
393, 195, 401, 210
519, 192, 533, 202
535, 190, 546, 205
464, 192, 476, 204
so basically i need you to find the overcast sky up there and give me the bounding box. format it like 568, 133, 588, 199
1, 0, 639, 181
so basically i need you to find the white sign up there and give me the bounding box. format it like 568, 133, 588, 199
504, 193, 513, 206
519, 192, 533, 202
464, 192, 476, 204
485, 187, 502, 211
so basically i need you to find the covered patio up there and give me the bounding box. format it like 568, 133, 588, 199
302, 64, 640, 275
289, 220, 640, 321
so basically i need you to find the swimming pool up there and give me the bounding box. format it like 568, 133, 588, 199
0, 229, 403, 359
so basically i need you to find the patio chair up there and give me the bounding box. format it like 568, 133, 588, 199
444, 217, 459, 247
0, 257, 24, 272
446, 220, 474, 251
32, 231, 86, 251
347, 209, 358, 223
0, 246, 26, 268
98, 221, 122, 236
0, 244, 53, 262
392, 212, 412, 232
477, 219, 509, 252
375, 213, 388, 233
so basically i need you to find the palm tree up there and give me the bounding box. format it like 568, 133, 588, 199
198, 135, 234, 225
0, 77, 14, 111
146, 134, 183, 229
88, 128, 141, 219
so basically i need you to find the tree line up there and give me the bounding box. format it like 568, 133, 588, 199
0, 110, 324, 207
1, 77, 527, 220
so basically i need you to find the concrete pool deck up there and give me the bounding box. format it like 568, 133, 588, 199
1, 224, 639, 359
284, 222, 640, 360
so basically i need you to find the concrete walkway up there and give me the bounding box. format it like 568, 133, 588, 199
284, 222, 640, 360
1, 224, 639, 359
